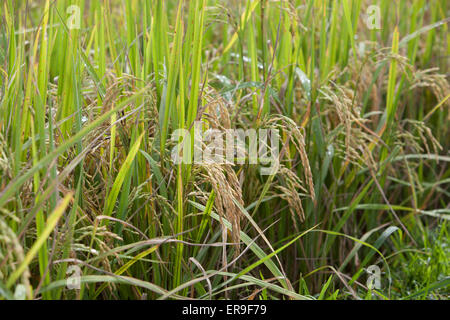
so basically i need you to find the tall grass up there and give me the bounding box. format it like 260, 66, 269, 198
0, 0, 449, 300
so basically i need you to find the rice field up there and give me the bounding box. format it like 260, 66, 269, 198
0, 0, 449, 300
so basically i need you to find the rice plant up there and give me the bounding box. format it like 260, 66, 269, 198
0, 0, 448, 300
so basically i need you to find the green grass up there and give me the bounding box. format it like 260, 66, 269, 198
0, 0, 448, 300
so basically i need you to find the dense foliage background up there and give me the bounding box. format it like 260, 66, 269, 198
0, 0, 448, 300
